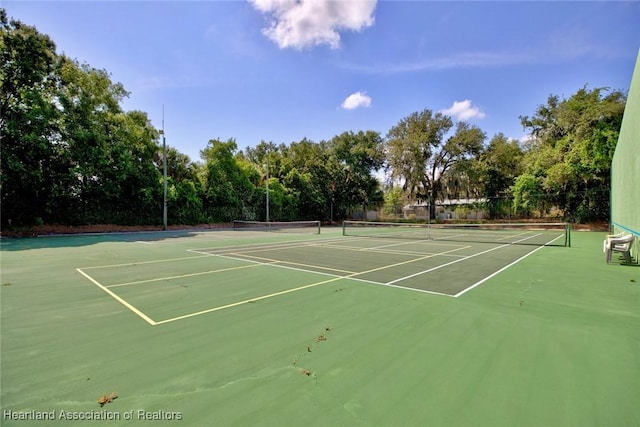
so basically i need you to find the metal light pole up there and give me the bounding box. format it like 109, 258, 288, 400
266, 149, 270, 223
161, 106, 167, 230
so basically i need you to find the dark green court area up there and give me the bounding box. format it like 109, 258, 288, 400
1, 228, 638, 426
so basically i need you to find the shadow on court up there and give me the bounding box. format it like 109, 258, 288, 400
0, 229, 223, 251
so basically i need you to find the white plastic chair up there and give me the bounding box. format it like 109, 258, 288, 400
603, 233, 636, 264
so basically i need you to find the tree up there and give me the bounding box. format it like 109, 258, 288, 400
385, 109, 452, 204
57, 57, 163, 224
436, 122, 486, 199
330, 130, 385, 215
518, 86, 625, 221
201, 138, 256, 222
383, 186, 404, 217
158, 147, 205, 224
106, 110, 162, 224
0, 13, 60, 225
278, 167, 323, 221
386, 110, 485, 218
282, 138, 336, 221
1, 12, 168, 226
476, 133, 524, 218
512, 173, 544, 217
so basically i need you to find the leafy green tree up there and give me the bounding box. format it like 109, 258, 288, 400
267, 138, 335, 221
512, 173, 544, 217
382, 186, 405, 217
330, 130, 385, 216
475, 133, 524, 218
244, 135, 384, 222
1, 12, 167, 226
386, 110, 485, 218
159, 147, 206, 224
480, 134, 523, 194
519, 86, 625, 221
281, 167, 324, 221
57, 55, 162, 224
110, 110, 163, 224
0, 13, 61, 226
245, 140, 291, 221
160, 146, 200, 183
201, 138, 256, 222
386, 109, 452, 204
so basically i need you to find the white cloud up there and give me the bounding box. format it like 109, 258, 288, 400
341, 91, 372, 110
440, 100, 486, 121
249, 0, 376, 50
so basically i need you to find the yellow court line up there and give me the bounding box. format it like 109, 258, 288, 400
365, 239, 465, 249
195, 244, 303, 257
80, 254, 215, 270
215, 241, 331, 256
155, 243, 471, 325
76, 268, 157, 326
153, 275, 346, 325
192, 236, 359, 256
315, 243, 468, 258
496, 230, 538, 241
81, 240, 471, 326
107, 262, 275, 288
204, 236, 375, 257
228, 252, 358, 274
315, 243, 427, 256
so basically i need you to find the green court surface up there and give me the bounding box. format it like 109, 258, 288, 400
1, 228, 638, 426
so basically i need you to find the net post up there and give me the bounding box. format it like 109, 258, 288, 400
567, 223, 571, 247
342, 221, 346, 236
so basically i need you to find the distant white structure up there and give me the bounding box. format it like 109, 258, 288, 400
402, 198, 488, 220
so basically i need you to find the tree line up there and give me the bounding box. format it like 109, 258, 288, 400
0, 11, 627, 228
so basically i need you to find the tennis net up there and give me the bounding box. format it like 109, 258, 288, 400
233, 220, 321, 234
342, 221, 570, 247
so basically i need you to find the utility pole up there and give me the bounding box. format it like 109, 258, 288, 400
266, 147, 270, 223
161, 105, 167, 230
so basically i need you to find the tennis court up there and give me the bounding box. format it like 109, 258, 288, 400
1, 225, 638, 426
74, 222, 568, 326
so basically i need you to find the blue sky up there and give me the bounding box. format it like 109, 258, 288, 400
5, 1, 640, 162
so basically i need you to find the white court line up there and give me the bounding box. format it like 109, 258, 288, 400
387, 231, 554, 287
227, 252, 358, 274
510, 232, 544, 243
76, 268, 157, 325
78, 246, 387, 327
211, 245, 472, 280
155, 244, 471, 325
363, 281, 454, 298
454, 233, 565, 297
188, 249, 384, 286
80, 232, 563, 326
315, 243, 467, 258
385, 244, 510, 286
82, 239, 342, 270
496, 230, 536, 242
366, 239, 462, 250
189, 235, 367, 255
